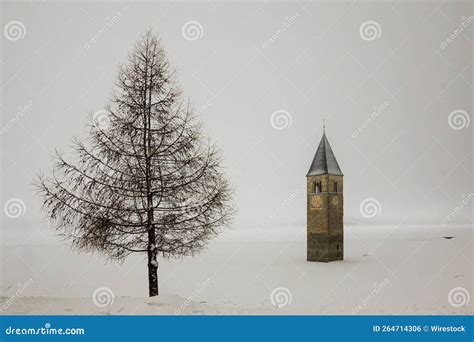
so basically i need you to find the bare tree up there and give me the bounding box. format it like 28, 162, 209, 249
35, 30, 233, 297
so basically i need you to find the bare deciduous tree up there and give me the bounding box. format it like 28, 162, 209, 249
35, 30, 233, 297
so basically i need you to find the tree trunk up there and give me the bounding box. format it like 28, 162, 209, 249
147, 229, 159, 297
143, 45, 159, 297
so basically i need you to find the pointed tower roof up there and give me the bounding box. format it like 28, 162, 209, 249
306, 132, 343, 176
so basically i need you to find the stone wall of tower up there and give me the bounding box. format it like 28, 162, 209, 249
307, 175, 344, 262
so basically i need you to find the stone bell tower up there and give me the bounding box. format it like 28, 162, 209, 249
306, 127, 344, 262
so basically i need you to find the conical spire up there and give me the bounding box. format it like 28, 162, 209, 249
306, 132, 343, 176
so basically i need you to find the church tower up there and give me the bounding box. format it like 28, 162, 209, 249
306, 128, 344, 262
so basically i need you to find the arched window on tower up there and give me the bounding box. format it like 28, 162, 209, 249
333, 181, 338, 193
314, 182, 322, 193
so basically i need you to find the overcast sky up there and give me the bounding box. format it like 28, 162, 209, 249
1, 0, 472, 245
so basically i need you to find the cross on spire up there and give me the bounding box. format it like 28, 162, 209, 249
323, 118, 326, 133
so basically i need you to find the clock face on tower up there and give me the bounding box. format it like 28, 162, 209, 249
310, 195, 322, 209
332, 196, 339, 207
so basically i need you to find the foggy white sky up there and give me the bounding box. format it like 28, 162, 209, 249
1, 1, 472, 245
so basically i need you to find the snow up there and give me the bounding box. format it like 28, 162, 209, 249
1, 224, 472, 315
0, 295, 215, 315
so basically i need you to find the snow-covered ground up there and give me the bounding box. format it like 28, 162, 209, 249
1, 224, 472, 315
